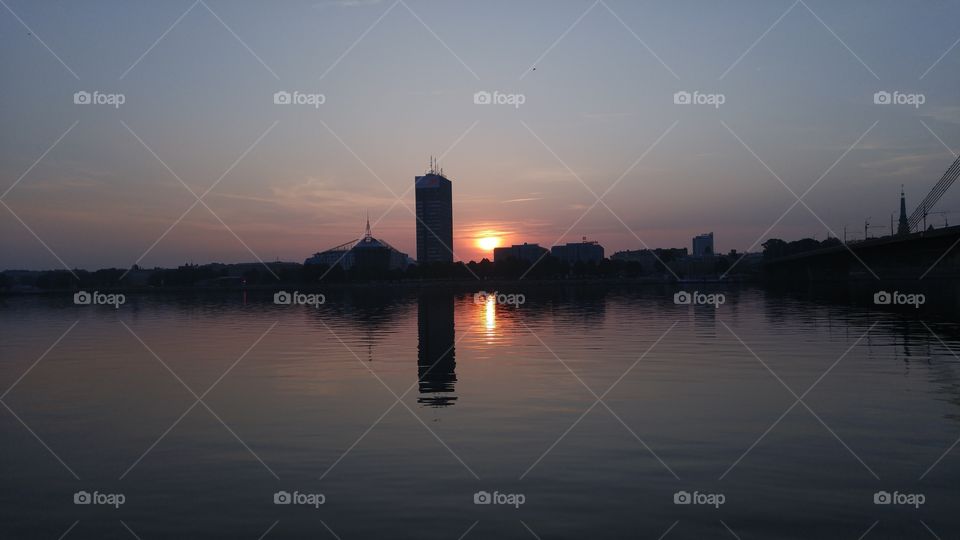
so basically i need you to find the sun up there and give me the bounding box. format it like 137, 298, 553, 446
477, 236, 502, 252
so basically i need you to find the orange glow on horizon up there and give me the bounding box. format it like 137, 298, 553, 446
476, 235, 502, 252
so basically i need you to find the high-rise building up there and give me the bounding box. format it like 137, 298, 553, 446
692, 232, 714, 257
415, 158, 454, 264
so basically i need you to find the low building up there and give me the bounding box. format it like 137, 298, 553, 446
551, 240, 604, 264
493, 243, 548, 264
305, 219, 412, 271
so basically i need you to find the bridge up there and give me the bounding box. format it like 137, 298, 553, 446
764, 152, 960, 281
764, 224, 960, 280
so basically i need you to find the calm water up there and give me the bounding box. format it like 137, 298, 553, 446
2, 286, 960, 539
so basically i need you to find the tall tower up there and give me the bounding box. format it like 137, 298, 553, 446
415, 157, 454, 263
897, 186, 910, 236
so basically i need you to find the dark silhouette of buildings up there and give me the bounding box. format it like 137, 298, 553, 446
415, 158, 454, 264
417, 292, 457, 407
493, 243, 547, 263
551, 239, 604, 263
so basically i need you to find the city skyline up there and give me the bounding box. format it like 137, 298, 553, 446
4, 1, 960, 270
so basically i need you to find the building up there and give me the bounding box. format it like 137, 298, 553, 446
551, 240, 604, 264
415, 158, 454, 264
692, 232, 714, 257
305, 218, 412, 271
897, 187, 910, 236
493, 243, 548, 264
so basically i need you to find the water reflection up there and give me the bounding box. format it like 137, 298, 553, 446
417, 292, 457, 407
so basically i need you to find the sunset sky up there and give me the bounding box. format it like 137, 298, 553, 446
3, 0, 960, 270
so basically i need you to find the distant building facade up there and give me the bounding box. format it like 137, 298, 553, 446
692, 232, 714, 257
551, 240, 604, 263
493, 243, 547, 264
415, 158, 454, 264
305, 218, 412, 271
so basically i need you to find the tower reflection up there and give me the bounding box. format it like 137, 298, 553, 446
417, 292, 457, 407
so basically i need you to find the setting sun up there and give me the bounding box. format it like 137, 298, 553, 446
477, 236, 502, 252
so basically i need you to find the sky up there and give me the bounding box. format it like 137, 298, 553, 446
3, 0, 960, 270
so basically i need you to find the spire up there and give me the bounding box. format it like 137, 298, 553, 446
365, 211, 372, 239
897, 185, 910, 236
